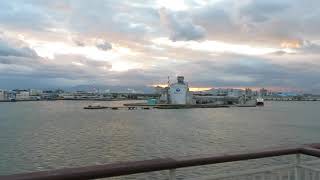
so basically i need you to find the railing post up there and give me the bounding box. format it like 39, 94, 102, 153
169, 169, 176, 180
295, 154, 300, 180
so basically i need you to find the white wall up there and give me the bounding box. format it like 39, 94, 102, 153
169, 83, 188, 104
29, 89, 43, 96
0, 91, 5, 101
16, 91, 30, 100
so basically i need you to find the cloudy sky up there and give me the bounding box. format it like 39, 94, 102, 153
1, 0, 320, 92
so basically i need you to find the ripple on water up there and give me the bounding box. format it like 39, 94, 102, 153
1, 101, 320, 179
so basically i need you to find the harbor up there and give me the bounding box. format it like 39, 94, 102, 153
1, 80, 319, 104
2, 1, 320, 179
84, 76, 259, 110
83, 104, 232, 110
1, 99, 320, 179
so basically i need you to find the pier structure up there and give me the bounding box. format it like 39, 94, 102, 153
264, 97, 320, 101
2, 143, 320, 180
83, 104, 232, 110
157, 76, 253, 106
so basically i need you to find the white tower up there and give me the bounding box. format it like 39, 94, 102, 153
169, 76, 189, 104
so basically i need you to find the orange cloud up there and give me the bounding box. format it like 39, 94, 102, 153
151, 84, 212, 92
281, 40, 301, 49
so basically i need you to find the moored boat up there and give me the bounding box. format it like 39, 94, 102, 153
256, 97, 264, 106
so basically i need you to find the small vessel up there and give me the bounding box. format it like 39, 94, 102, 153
9, 98, 16, 102
256, 97, 264, 106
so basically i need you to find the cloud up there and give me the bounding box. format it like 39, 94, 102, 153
73, 39, 85, 47
0, 35, 37, 58
299, 40, 320, 54
159, 8, 206, 41
0, 35, 113, 86
190, 0, 320, 47
1, 1, 320, 92
96, 40, 112, 51
239, 0, 290, 23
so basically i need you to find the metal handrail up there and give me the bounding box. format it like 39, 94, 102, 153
1, 144, 320, 180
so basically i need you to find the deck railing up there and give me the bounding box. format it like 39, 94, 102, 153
1, 144, 320, 180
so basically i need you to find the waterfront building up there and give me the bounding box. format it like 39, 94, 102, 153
147, 98, 157, 105
154, 86, 169, 103
58, 92, 75, 99
41, 90, 58, 100
154, 86, 165, 95
259, 88, 268, 97
206, 88, 228, 96
29, 89, 42, 100
15, 90, 30, 100
204, 88, 245, 97
29, 89, 43, 96
0, 90, 7, 101
168, 76, 193, 104
59, 91, 103, 100
245, 88, 253, 97
227, 89, 245, 97
277, 92, 299, 97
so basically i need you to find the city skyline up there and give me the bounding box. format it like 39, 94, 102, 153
0, 85, 309, 94
1, 1, 320, 93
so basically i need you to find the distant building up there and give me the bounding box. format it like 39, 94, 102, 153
168, 76, 193, 104
259, 88, 268, 97
29, 89, 43, 96
41, 90, 59, 100
58, 92, 75, 99
169, 76, 188, 104
276, 92, 299, 97
227, 89, 244, 97
245, 88, 253, 97
0, 90, 7, 101
154, 86, 165, 95
59, 91, 103, 100
15, 90, 30, 100
205, 88, 244, 97
154, 86, 169, 103
203, 89, 226, 96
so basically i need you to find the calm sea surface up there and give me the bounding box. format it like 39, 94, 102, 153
0, 100, 320, 179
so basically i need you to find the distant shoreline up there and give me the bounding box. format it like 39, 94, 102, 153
264, 99, 320, 101
1, 99, 320, 103
0, 99, 143, 102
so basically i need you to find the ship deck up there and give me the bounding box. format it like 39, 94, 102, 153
2, 143, 320, 180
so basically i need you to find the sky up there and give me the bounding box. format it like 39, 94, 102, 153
1, 0, 320, 92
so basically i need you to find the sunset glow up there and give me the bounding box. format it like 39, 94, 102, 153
152, 84, 212, 92
0, 0, 319, 93
152, 38, 288, 56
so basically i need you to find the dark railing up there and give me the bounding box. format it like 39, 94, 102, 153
1, 144, 320, 180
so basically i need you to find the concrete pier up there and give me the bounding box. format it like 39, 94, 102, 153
83, 103, 256, 110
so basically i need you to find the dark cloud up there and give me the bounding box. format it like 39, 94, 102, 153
1, 0, 320, 92
2, 48, 320, 92
0, 37, 112, 85
239, 1, 290, 23
0, 38, 37, 58
172, 55, 320, 92
73, 39, 85, 47
2, 32, 319, 92
191, 0, 320, 47
96, 40, 112, 51
299, 40, 320, 54
0, 1, 60, 32
159, 8, 205, 41
60, 0, 159, 43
